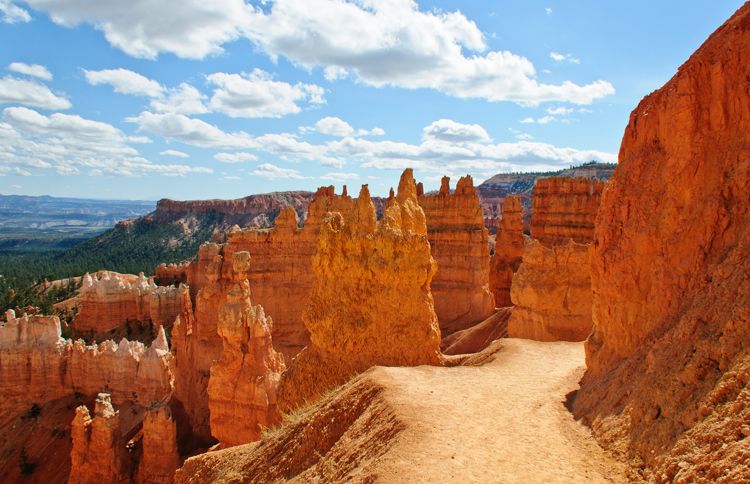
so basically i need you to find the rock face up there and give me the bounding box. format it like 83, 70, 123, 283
137, 404, 180, 484
74, 271, 182, 339
418, 176, 495, 334
489, 196, 524, 308
529, 177, 605, 246
573, 5, 750, 481
507, 239, 593, 342
69, 393, 129, 484
278, 172, 443, 412
208, 279, 285, 448
0, 310, 173, 425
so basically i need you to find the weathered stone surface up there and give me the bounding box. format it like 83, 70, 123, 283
507, 238, 592, 342
136, 404, 180, 484
489, 195, 524, 308
530, 177, 605, 246
69, 393, 129, 484
278, 172, 443, 412
73, 271, 181, 339
418, 176, 495, 334
441, 308, 511, 355
208, 279, 285, 447
573, 5, 750, 481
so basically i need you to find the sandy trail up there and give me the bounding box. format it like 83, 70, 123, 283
370, 338, 629, 483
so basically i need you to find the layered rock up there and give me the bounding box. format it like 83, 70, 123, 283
136, 404, 180, 484
573, 5, 750, 481
69, 393, 129, 484
530, 177, 605, 246
74, 272, 182, 339
489, 195, 525, 308
418, 176, 495, 334
507, 239, 592, 342
278, 172, 443, 412
208, 279, 285, 447
154, 262, 190, 286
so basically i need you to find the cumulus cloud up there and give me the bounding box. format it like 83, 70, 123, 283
84, 68, 164, 97
422, 119, 491, 143
207, 69, 325, 118
0, 0, 29, 23
0, 106, 211, 177
251, 162, 309, 180
9, 62, 52, 81
315, 116, 354, 137
0, 76, 71, 110
160, 149, 189, 158
126, 111, 255, 148
550, 52, 581, 64
213, 152, 257, 163
150, 83, 208, 115
320, 171, 360, 181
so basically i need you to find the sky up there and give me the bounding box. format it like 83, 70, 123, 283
0, 0, 744, 200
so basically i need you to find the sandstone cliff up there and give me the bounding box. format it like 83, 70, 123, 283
573, 4, 750, 481
530, 177, 605, 246
278, 173, 443, 412
136, 404, 180, 484
208, 279, 285, 448
489, 195, 524, 308
507, 239, 592, 342
418, 176, 495, 334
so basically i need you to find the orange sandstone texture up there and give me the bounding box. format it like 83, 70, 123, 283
418, 176, 495, 334
136, 404, 180, 484
530, 176, 604, 246
278, 172, 443, 412
507, 239, 592, 342
208, 279, 285, 448
489, 195, 524, 308
573, 5, 750, 481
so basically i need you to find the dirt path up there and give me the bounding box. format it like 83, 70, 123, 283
369, 338, 630, 483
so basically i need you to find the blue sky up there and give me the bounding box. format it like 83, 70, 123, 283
0, 0, 744, 200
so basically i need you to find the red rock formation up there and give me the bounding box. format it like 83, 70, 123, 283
154, 262, 190, 286
530, 177, 605, 246
69, 393, 129, 484
573, 5, 750, 481
418, 176, 495, 334
278, 173, 443, 412
440, 308, 511, 355
73, 272, 181, 339
489, 195, 524, 308
208, 279, 285, 447
136, 404, 180, 484
507, 239, 592, 342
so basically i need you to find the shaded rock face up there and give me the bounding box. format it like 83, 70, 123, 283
418, 176, 495, 335
507, 239, 592, 342
530, 176, 605, 246
0, 310, 172, 425
573, 5, 750, 481
74, 271, 181, 340
278, 172, 443, 412
137, 404, 180, 484
208, 279, 285, 448
489, 195, 524, 308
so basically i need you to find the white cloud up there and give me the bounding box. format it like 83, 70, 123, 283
545, 7, 552, 16
160, 149, 189, 158
150, 83, 207, 115
214, 152, 257, 163
206, 69, 325, 118
83, 68, 164, 97
536, 115, 555, 124
254, 132, 343, 167
422, 119, 491, 143
0, 106, 211, 177
244, 0, 612, 105
251, 163, 309, 180
315, 116, 354, 137
520, 117, 535, 124
547, 106, 575, 115
0, 76, 71, 110
22, 0, 252, 59
0, 0, 29, 23
126, 111, 255, 148
320, 171, 360, 181
550, 52, 581, 64
8, 62, 52, 81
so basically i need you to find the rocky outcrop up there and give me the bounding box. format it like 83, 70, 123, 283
69, 393, 129, 484
529, 177, 605, 246
154, 262, 190, 286
418, 176, 495, 334
278, 172, 443, 412
73, 272, 182, 339
573, 5, 750, 481
489, 196, 524, 308
208, 279, 285, 448
441, 308, 511, 355
136, 404, 180, 484
0, 309, 172, 424
507, 239, 592, 342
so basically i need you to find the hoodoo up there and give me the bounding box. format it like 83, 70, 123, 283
489, 195, 524, 308
574, 4, 750, 481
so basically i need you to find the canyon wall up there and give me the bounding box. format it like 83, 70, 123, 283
278, 172, 443, 412
573, 4, 750, 481
529, 177, 604, 246
418, 176, 495, 334
489, 195, 524, 308
136, 404, 180, 484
